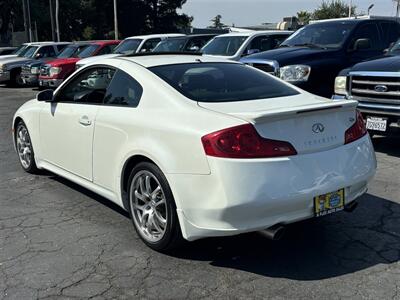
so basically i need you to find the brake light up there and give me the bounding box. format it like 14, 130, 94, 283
201, 124, 297, 158
344, 111, 367, 144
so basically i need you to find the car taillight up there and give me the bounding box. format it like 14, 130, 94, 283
201, 124, 297, 159
344, 110, 367, 144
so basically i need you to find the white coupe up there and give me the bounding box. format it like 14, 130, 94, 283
13, 53, 376, 251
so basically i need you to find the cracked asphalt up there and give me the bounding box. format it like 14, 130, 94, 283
1, 85, 400, 300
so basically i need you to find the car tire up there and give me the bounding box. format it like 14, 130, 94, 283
9, 69, 23, 87
15, 121, 39, 174
127, 162, 184, 252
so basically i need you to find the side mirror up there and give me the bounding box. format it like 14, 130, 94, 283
244, 49, 260, 56
36, 89, 54, 102
353, 38, 371, 51
35, 53, 43, 59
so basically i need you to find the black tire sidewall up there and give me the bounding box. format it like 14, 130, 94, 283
127, 162, 182, 251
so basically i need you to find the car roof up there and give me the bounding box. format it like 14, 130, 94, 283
91, 40, 121, 45
309, 18, 395, 26
125, 33, 185, 40
216, 30, 293, 37
117, 54, 237, 68
29, 42, 70, 46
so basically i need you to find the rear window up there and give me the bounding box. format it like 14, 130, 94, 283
149, 63, 299, 102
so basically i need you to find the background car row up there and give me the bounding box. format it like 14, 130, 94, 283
1, 17, 400, 106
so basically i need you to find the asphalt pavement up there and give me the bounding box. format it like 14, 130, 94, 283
1, 85, 400, 300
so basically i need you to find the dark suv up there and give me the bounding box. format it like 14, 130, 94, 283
333, 38, 400, 135
241, 18, 400, 98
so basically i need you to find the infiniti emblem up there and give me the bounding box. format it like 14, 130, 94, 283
374, 85, 388, 93
312, 123, 325, 133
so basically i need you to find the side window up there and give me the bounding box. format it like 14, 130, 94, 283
38, 46, 56, 58
141, 38, 161, 52
56, 67, 116, 104
96, 45, 113, 55
351, 23, 381, 50
249, 36, 278, 52
381, 22, 400, 47
57, 44, 68, 52
104, 70, 143, 107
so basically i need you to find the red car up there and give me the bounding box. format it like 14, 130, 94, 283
38, 40, 120, 88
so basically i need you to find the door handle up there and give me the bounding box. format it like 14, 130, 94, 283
79, 115, 92, 126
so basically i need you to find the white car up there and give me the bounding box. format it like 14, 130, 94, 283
202, 30, 293, 61
13, 54, 376, 251
75, 34, 185, 69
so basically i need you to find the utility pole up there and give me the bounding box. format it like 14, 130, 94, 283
49, 0, 55, 41
348, 0, 352, 18
22, 0, 29, 42
396, 0, 400, 20
27, 0, 33, 42
114, 0, 119, 40
55, 0, 60, 42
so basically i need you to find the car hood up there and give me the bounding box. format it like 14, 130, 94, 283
77, 54, 120, 66
0, 57, 32, 66
351, 55, 400, 72
0, 54, 18, 61
45, 57, 81, 67
241, 47, 337, 65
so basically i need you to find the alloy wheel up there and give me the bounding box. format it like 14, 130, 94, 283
129, 170, 168, 243
16, 125, 32, 169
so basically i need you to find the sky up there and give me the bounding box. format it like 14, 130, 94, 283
180, 0, 397, 28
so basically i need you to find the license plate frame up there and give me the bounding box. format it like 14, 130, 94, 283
366, 116, 387, 132
314, 189, 345, 217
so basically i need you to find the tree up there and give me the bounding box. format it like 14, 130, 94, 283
209, 14, 225, 29
313, 0, 356, 20
297, 11, 311, 25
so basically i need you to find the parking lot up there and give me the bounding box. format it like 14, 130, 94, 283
0, 85, 399, 299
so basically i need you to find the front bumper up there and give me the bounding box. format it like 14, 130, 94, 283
21, 73, 38, 86
38, 78, 63, 88
0, 71, 10, 82
332, 94, 400, 133
169, 134, 376, 241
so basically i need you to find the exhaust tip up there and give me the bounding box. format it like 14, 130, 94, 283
344, 201, 358, 212
259, 225, 286, 241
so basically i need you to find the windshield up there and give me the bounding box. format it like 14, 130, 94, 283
281, 22, 356, 49
21, 46, 38, 58
77, 44, 100, 58
113, 39, 142, 54
202, 36, 248, 56
12, 45, 27, 55
57, 44, 88, 58
153, 38, 186, 52
149, 63, 299, 102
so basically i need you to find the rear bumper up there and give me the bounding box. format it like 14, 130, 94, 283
38, 78, 63, 88
0, 71, 10, 82
169, 134, 376, 241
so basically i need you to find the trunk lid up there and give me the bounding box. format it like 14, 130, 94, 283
198, 94, 358, 154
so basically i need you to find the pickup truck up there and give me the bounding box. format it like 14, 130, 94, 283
152, 34, 216, 52
333, 38, 400, 135
38, 40, 120, 88
75, 34, 184, 70
202, 30, 293, 61
21, 42, 91, 86
241, 17, 400, 98
0, 42, 70, 86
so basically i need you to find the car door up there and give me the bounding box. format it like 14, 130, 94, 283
348, 23, 382, 65
92, 68, 143, 192
39, 66, 116, 181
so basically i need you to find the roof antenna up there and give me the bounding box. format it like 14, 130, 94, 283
195, 58, 203, 63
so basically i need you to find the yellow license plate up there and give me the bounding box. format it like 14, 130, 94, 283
314, 189, 345, 217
